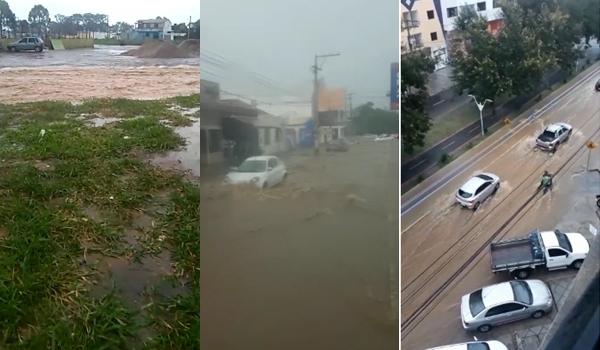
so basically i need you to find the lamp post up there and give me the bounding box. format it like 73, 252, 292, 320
468, 94, 493, 137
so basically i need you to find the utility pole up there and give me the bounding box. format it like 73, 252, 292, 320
312, 52, 341, 155
188, 16, 191, 39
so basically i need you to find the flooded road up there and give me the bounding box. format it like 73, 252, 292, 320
200, 140, 399, 350
0, 45, 199, 103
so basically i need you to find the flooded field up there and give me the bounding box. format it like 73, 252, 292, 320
200, 140, 399, 350
0, 45, 199, 103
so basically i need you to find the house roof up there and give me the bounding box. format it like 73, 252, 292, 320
138, 18, 170, 24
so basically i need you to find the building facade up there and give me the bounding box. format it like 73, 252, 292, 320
133, 18, 172, 40
401, 0, 448, 70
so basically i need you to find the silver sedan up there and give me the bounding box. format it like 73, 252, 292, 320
461, 280, 553, 333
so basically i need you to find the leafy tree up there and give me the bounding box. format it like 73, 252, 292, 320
172, 23, 188, 34
111, 21, 133, 35
0, 0, 16, 38
400, 51, 435, 154
350, 102, 399, 135
450, 7, 508, 108
28, 4, 50, 37
558, 0, 600, 44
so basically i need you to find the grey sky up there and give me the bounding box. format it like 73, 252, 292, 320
8, 0, 199, 25
201, 0, 399, 114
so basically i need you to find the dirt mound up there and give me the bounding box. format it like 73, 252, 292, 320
122, 40, 197, 59
177, 39, 199, 53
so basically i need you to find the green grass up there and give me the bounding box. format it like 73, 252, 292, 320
169, 94, 200, 109
0, 98, 199, 349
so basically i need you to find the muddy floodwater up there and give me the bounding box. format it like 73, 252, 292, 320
200, 140, 399, 350
0, 45, 199, 103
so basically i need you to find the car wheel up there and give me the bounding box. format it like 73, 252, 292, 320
531, 310, 545, 319
262, 181, 268, 189
35, 46, 42, 52
513, 269, 530, 279
571, 260, 583, 269
493, 183, 500, 194
478, 324, 492, 333
473, 202, 480, 211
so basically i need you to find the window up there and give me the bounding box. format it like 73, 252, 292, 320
486, 303, 525, 317
511, 281, 533, 305
477, 2, 487, 11
402, 10, 419, 27
475, 182, 490, 195
208, 129, 222, 153
427, 10, 435, 19
268, 158, 277, 169
28, 38, 37, 43
467, 343, 491, 350
493, 0, 500, 8
430, 32, 438, 41
19, 38, 27, 43
549, 248, 568, 257
555, 231, 572, 252
469, 289, 485, 316
447, 7, 458, 18
264, 128, 271, 145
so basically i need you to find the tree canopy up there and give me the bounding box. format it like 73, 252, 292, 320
28, 4, 50, 36
400, 52, 435, 154
350, 102, 399, 136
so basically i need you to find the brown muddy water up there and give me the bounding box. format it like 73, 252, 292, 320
200, 140, 399, 350
0, 45, 199, 103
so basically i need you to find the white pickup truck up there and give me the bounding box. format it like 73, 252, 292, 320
490, 229, 589, 279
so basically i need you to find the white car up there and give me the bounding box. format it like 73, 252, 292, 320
461, 280, 553, 333
456, 173, 500, 210
426, 340, 508, 350
375, 134, 394, 141
223, 156, 287, 189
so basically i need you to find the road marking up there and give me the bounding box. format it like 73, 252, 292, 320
401, 210, 431, 233
441, 141, 456, 151
409, 158, 427, 170
469, 125, 480, 133
401, 65, 600, 216
433, 99, 446, 106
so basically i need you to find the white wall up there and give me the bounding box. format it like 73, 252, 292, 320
439, 0, 503, 32
259, 127, 288, 155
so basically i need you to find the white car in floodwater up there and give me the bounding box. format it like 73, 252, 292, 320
223, 156, 287, 189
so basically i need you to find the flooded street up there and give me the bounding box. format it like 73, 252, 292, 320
0, 45, 199, 103
200, 140, 399, 350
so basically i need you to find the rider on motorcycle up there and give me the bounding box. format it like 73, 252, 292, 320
540, 170, 553, 193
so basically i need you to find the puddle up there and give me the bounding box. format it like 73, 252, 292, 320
88, 249, 177, 307
129, 210, 155, 232
150, 119, 199, 177
88, 116, 122, 127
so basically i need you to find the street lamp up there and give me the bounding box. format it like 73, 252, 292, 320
468, 94, 493, 137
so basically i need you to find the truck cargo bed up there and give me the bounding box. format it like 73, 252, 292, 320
491, 233, 545, 271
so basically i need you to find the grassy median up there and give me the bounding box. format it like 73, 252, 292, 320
0, 97, 199, 349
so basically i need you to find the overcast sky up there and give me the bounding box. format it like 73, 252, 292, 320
202, 0, 399, 114
7, 0, 199, 25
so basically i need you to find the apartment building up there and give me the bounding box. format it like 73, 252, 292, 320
439, 0, 503, 33
401, 0, 448, 70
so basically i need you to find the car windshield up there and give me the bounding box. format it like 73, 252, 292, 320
510, 280, 533, 305
469, 289, 485, 316
476, 174, 493, 181
467, 343, 490, 350
236, 160, 266, 173
458, 189, 472, 198
555, 231, 572, 252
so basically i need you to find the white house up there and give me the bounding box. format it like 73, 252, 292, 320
255, 113, 289, 155
439, 0, 503, 32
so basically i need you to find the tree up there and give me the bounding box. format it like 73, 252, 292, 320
450, 6, 509, 108
111, 21, 133, 35
400, 51, 435, 154
172, 22, 188, 34
0, 0, 16, 38
28, 4, 50, 37
560, 0, 600, 43
350, 102, 399, 135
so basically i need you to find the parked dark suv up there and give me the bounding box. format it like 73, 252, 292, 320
595, 78, 600, 92
7, 37, 45, 52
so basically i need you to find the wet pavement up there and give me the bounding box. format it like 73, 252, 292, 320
200, 140, 399, 350
0, 45, 199, 68
400, 62, 600, 349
